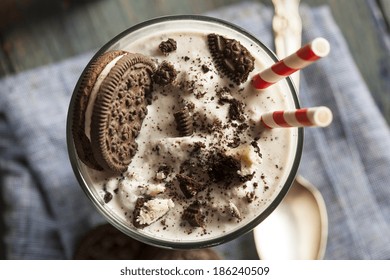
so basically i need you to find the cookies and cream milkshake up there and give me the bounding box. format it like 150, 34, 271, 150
67, 16, 302, 248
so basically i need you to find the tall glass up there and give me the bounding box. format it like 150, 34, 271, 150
67, 15, 303, 249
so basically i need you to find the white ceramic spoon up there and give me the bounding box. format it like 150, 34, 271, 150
253, 176, 328, 259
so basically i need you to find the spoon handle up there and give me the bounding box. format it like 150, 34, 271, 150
272, 0, 302, 90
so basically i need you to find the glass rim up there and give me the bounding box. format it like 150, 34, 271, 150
66, 14, 303, 249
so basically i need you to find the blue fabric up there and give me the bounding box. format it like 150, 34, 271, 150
1, 2, 389, 259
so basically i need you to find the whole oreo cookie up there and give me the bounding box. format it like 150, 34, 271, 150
72, 50, 157, 173
74, 224, 222, 260
73, 224, 144, 260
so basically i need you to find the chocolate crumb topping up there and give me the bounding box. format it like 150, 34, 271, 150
191, 142, 206, 154
103, 192, 113, 203
218, 94, 245, 122
207, 150, 241, 183
159, 38, 177, 55
227, 135, 241, 148
184, 100, 195, 112
153, 61, 177, 86
216, 86, 232, 102
157, 165, 171, 177
251, 140, 262, 158
227, 99, 245, 122
246, 191, 256, 203
201, 64, 210, 73
239, 172, 255, 182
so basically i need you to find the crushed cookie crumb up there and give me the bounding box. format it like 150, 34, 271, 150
159, 38, 177, 55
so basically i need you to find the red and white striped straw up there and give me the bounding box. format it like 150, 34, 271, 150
260, 106, 333, 129
252, 37, 330, 90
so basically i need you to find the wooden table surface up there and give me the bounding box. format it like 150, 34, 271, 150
0, 0, 389, 259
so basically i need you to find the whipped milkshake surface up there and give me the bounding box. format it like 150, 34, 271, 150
73, 17, 302, 247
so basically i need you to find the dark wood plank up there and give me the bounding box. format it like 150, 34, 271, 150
0, 0, 244, 76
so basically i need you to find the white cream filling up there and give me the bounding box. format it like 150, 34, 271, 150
84, 54, 126, 140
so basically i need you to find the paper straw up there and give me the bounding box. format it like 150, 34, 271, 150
260, 106, 333, 128
252, 37, 330, 89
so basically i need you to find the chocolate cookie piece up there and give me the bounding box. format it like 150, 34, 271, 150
132, 196, 174, 228
72, 50, 127, 171
90, 53, 157, 173
132, 197, 148, 229
153, 61, 177, 85
182, 200, 205, 227
207, 150, 241, 183
73, 224, 144, 260
158, 38, 177, 55
207, 33, 255, 85
173, 107, 193, 136
176, 174, 205, 198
